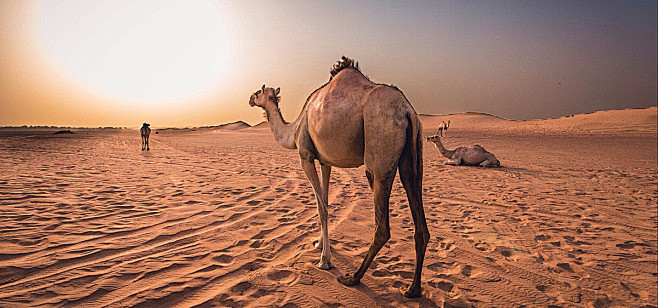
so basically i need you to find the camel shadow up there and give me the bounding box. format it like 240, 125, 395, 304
499, 166, 531, 172
327, 251, 440, 307
439, 162, 536, 174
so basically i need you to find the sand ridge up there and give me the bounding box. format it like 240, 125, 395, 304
0, 108, 656, 307
420, 107, 657, 134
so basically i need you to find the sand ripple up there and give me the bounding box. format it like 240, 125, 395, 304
0, 125, 656, 307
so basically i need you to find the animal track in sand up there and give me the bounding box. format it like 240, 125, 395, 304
229, 281, 252, 295
370, 268, 392, 277
266, 269, 297, 284
250, 240, 264, 248
428, 279, 455, 292
212, 254, 234, 265
438, 239, 457, 251
1, 122, 656, 307
494, 245, 514, 257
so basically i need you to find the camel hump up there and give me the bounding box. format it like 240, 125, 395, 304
473, 144, 484, 149
330, 56, 360, 77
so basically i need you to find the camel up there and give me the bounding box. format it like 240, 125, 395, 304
249, 57, 429, 298
140, 123, 151, 151
427, 121, 500, 167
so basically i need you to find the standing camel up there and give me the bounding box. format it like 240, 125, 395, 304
249, 57, 429, 297
140, 123, 151, 151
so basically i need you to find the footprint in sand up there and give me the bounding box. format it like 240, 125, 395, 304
249, 288, 274, 299
556, 262, 574, 273
426, 260, 455, 272
428, 280, 455, 293
212, 254, 234, 265
277, 217, 294, 223
371, 268, 393, 277
266, 269, 297, 284
494, 245, 513, 257
242, 259, 265, 271
534, 234, 551, 241
250, 240, 264, 248
461, 264, 473, 277
229, 281, 252, 295
615, 241, 636, 249
232, 239, 250, 246
438, 239, 456, 251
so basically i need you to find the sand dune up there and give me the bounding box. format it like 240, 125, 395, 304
421, 107, 657, 134
205, 121, 251, 132
0, 108, 656, 307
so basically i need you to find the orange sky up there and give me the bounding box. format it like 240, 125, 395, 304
1, 1, 656, 127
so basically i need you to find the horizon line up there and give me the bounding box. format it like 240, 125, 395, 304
2, 106, 656, 130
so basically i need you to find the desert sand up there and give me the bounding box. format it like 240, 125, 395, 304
0, 107, 656, 307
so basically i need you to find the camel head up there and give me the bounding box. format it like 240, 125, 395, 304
142, 123, 150, 127
426, 134, 440, 143
249, 85, 280, 109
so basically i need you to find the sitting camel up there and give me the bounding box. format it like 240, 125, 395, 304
427, 121, 500, 167
140, 123, 151, 151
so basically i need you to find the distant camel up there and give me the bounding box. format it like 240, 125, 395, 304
427, 121, 500, 167
249, 57, 429, 298
140, 123, 151, 151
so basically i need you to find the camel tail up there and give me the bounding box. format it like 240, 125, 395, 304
407, 111, 423, 180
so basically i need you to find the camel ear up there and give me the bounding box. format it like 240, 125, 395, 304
262, 84, 266, 91
274, 87, 280, 95
447, 120, 450, 129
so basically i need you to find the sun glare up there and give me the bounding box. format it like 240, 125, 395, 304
36, 0, 230, 105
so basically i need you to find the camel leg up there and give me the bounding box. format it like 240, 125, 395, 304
398, 147, 430, 298
337, 101, 406, 286
444, 158, 460, 165
300, 159, 333, 270
365, 170, 374, 189
338, 169, 395, 286
141, 136, 145, 150
146, 135, 150, 151
315, 165, 331, 251
480, 159, 499, 167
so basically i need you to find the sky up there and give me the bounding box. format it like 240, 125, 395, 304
1, 0, 656, 127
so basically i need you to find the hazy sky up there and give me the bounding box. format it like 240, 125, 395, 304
1, 0, 656, 127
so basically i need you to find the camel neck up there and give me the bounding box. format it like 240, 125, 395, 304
432, 138, 454, 159
263, 102, 300, 150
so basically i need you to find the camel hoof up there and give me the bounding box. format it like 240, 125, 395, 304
400, 285, 422, 298
316, 260, 333, 270
337, 274, 360, 286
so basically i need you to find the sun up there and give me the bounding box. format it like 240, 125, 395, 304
36, 0, 230, 105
